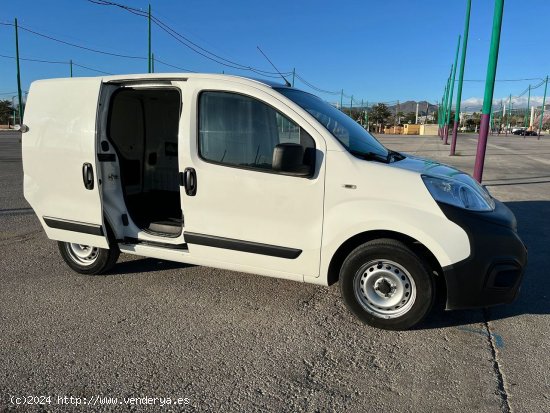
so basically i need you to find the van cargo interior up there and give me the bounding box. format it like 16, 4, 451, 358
108, 88, 182, 236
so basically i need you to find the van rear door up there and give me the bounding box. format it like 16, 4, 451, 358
23, 78, 109, 248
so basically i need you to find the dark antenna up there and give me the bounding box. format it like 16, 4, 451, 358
257, 46, 291, 87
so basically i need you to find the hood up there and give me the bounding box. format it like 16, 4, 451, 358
389, 154, 465, 179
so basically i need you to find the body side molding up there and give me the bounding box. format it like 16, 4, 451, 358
184, 232, 302, 259
43, 217, 104, 236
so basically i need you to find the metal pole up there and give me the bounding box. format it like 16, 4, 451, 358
442, 89, 447, 133
148, 4, 152, 73
365, 101, 369, 131
70, 59, 73, 77
395, 100, 399, 127
450, 0, 471, 155
538, 75, 548, 139
441, 65, 453, 139
473, 0, 504, 183
11, 96, 16, 128
350, 95, 353, 118
415, 103, 419, 124
292, 68, 295, 87
442, 75, 451, 137
524, 85, 531, 131
425, 101, 429, 124
14, 18, 23, 124
439, 93, 445, 135
445, 35, 461, 144
439, 95, 443, 135
511, 100, 514, 128
438, 100, 441, 129
500, 99, 504, 133
504, 93, 512, 136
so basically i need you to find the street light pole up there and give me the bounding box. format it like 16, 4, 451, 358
450, 0, 472, 155
365, 101, 369, 131
14, 18, 24, 124
473, 0, 505, 183
538, 75, 548, 139
11, 96, 16, 128
445, 35, 461, 145
148, 4, 152, 73
524, 85, 531, 134
442, 67, 453, 139
506, 93, 511, 135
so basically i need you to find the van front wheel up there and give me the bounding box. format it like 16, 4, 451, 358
340, 239, 434, 330
58, 241, 119, 275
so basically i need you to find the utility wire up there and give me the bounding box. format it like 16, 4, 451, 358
1, 21, 145, 60
72, 63, 113, 75
460, 77, 544, 82
86, 0, 293, 77
2, 15, 398, 108
294, 74, 340, 96
0, 21, 200, 75
0, 53, 112, 74
0, 53, 66, 64
153, 57, 195, 73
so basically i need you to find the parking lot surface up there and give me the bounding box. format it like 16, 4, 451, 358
1, 131, 549, 412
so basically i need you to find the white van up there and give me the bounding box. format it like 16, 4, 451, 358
22, 74, 527, 330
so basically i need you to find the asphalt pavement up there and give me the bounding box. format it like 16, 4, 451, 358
1, 130, 549, 412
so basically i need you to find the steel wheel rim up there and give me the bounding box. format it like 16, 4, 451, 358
353, 259, 416, 319
67, 243, 99, 266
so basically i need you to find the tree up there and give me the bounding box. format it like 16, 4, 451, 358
465, 112, 481, 131
403, 112, 416, 124
369, 103, 391, 132
0, 100, 14, 125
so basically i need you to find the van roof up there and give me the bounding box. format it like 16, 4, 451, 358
33, 72, 290, 89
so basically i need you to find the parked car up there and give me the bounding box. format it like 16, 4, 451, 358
21, 74, 527, 330
512, 128, 537, 136
512, 128, 525, 135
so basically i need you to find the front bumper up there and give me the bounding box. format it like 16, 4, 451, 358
438, 200, 528, 310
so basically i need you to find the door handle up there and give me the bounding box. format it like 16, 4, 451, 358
183, 167, 197, 196
82, 163, 94, 190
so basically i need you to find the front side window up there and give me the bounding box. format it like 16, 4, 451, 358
275, 88, 390, 162
198, 91, 315, 172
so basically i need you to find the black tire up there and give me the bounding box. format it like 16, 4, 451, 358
57, 231, 119, 275
340, 238, 435, 330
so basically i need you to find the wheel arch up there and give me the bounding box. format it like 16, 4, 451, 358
327, 230, 444, 291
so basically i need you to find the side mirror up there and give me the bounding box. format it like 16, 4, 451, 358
14, 124, 29, 133
272, 143, 314, 177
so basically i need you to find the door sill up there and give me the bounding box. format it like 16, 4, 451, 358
122, 237, 188, 251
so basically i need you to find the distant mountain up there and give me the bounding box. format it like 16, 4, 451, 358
387, 101, 437, 116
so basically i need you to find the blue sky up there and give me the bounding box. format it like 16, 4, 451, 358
1, 0, 549, 109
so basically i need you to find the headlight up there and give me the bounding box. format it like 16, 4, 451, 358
422, 174, 495, 211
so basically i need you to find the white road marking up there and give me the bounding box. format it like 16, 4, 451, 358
486, 142, 550, 166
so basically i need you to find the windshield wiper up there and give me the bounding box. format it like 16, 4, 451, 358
387, 150, 405, 163
349, 150, 389, 163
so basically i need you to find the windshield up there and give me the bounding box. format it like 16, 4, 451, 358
275, 88, 389, 160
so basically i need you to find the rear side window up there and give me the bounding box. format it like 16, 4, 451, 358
198, 91, 315, 173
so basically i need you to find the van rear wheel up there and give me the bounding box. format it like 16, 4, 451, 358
58, 241, 119, 275
340, 239, 434, 330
